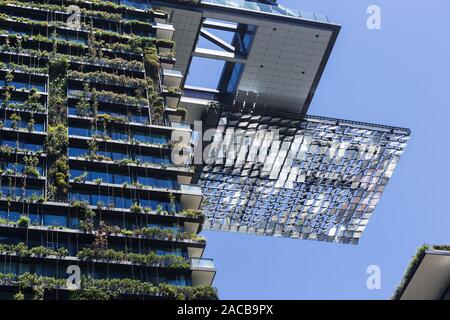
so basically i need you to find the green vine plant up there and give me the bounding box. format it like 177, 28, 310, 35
23, 155, 39, 177
45, 57, 69, 201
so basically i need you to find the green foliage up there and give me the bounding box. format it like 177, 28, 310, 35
392, 245, 429, 300
17, 215, 30, 228
0, 243, 67, 258
0, 1, 214, 302
24, 155, 39, 177
14, 291, 24, 300
136, 227, 174, 240
72, 200, 96, 232
116, 159, 136, 166
75, 83, 93, 117
0, 145, 12, 157
48, 57, 68, 126
18, 272, 65, 300
68, 70, 147, 90
168, 193, 176, 213
130, 203, 142, 213
72, 90, 147, 107
180, 209, 205, 220
9, 113, 21, 129
48, 56, 69, 81
77, 247, 190, 269
191, 285, 218, 300
433, 245, 450, 251
71, 287, 111, 300
56, 247, 69, 257
27, 117, 35, 132
46, 124, 68, 157
54, 156, 69, 196
4, 71, 14, 84
0, 61, 47, 74
77, 277, 216, 300
46, 107, 69, 201
144, 47, 159, 79
29, 246, 57, 257
1, 272, 217, 300
74, 171, 88, 183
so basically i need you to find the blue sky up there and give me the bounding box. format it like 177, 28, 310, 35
198, 0, 450, 299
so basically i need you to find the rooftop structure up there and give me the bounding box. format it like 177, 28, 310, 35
155, 0, 340, 114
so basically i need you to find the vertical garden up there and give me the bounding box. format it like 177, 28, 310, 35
0, 0, 215, 300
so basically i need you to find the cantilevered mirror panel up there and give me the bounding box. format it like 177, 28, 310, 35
199, 111, 410, 244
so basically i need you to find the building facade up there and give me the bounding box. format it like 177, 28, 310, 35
393, 245, 450, 300
0, 0, 215, 300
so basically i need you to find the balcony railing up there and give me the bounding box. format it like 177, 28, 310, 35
201, 0, 330, 23
191, 257, 215, 269
170, 121, 191, 130
180, 184, 202, 195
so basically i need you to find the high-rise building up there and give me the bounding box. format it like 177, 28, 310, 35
393, 245, 450, 300
0, 0, 216, 300
0, 0, 410, 300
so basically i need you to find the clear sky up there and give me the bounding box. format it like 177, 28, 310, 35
195, 0, 450, 299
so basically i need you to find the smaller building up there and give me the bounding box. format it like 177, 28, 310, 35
393, 245, 450, 300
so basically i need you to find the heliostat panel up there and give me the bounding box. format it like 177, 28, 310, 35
199, 112, 410, 244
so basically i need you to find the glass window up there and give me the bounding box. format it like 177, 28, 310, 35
29, 212, 41, 225
44, 214, 67, 227
69, 126, 90, 137
134, 132, 147, 143
122, 0, 149, 10
152, 134, 168, 145
68, 147, 88, 157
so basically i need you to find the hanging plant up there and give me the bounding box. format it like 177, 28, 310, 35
46, 124, 68, 157
9, 113, 21, 130
17, 215, 30, 228
52, 156, 69, 198
168, 192, 176, 213
48, 57, 68, 126
143, 47, 159, 79
24, 155, 39, 177
27, 117, 35, 132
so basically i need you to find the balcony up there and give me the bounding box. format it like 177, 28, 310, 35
162, 69, 183, 88
179, 86, 219, 124
180, 184, 203, 210
190, 258, 216, 286
153, 10, 169, 24
163, 88, 182, 109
